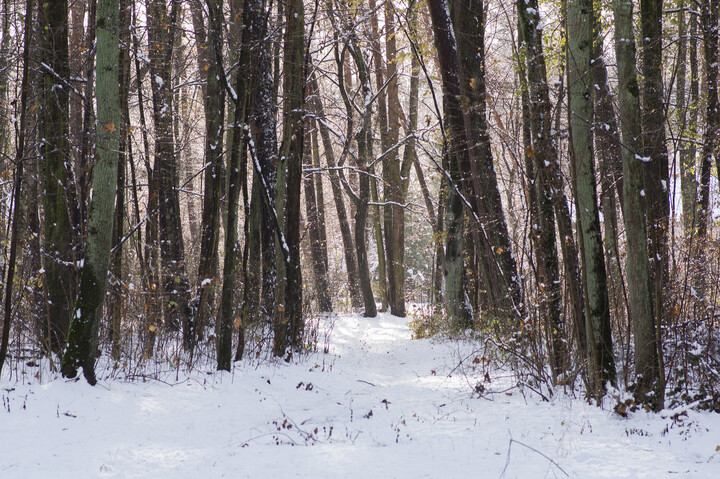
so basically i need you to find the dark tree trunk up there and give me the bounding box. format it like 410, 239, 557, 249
428, 0, 525, 324
640, 0, 669, 385
613, 0, 662, 410
194, 0, 226, 347
274, 0, 305, 355
382, 2, 405, 317
38, 0, 77, 354
109, 0, 132, 360
515, 1, 564, 374
218, 0, 252, 370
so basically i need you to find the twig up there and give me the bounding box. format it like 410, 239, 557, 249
500, 437, 569, 478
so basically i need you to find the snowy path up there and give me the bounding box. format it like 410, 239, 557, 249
2, 312, 719, 478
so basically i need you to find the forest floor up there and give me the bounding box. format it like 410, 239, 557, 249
2, 310, 720, 478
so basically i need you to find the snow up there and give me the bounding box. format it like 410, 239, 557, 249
2, 312, 719, 478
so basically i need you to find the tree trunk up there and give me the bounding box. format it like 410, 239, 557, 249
640, 0, 669, 381
568, 0, 616, 398
383, 1, 405, 317
195, 0, 226, 348
109, 0, 131, 360
61, 0, 121, 384
148, 0, 192, 341
345, 36, 377, 318
368, 0, 389, 313
218, 0, 252, 370
591, 9, 626, 345
247, 0, 279, 326
39, 0, 77, 354
612, 0, 662, 409
428, 0, 524, 324
274, 0, 305, 355
682, 11, 699, 236
515, 1, 564, 374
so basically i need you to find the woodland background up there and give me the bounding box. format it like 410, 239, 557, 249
0, 0, 719, 412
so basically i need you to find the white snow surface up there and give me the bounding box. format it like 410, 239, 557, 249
2, 312, 720, 478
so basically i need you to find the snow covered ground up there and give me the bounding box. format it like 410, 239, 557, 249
2, 312, 719, 478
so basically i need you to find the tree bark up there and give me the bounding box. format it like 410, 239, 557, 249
62, 0, 121, 384
39, 0, 77, 354
515, 1, 564, 374
612, 0, 662, 409
218, 0, 252, 370
568, 0, 616, 398
428, 0, 524, 324
274, 0, 305, 355
194, 0, 226, 348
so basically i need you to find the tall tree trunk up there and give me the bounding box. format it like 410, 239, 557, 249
68, 0, 86, 234
428, 0, 524, 324
676, 1, 692, 235
368, 0, 389, 313
568, 0, 616, 399
612, 0, 662, 409
0, 0, 11, 158
195, 0, 226, 348
39, 0, 77, 355
219, 0, 252, 370
109, 0, 132, 360
515, 1, 564, 374
383, 1, 405, 317
591, 7, 626, 344
274, 0, 305, 355
61, 0, 121, 384
640, 0, 669, 382
343, 34, 377, 318
247, 0, 278, 325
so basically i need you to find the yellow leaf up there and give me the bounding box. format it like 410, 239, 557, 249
128, 126, 136, 133
496, 247, 504, 255
469, 77, 476, 90
103, 123, 115, 132
277, 304, 285, 312
203, 64, 209, 71
149, 325, 156, 332
234, 316, 242, 328
78, 45, 87, 52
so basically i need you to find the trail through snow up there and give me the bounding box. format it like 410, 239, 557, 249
2, 312, 719, 478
